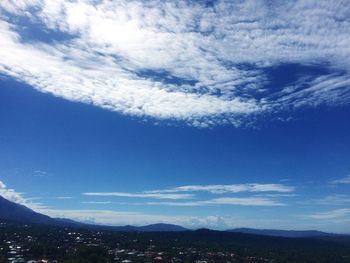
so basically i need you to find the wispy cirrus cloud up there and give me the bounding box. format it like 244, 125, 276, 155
0, 181, 290, 227
305, 208, 350, 220
0, 181, 285, 227
33, 170, 49, 177
81, 183, 293, 206
313, 194, 350, 206
82, 191, 194, 200
145, 196, 285, 207
40, 208, 288, 229
0, 1, 349, 126
40, 208, 224, 228
331, 175, 350, 185
146, 183, 295, 194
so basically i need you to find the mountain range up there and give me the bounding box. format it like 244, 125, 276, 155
227, 227, 338, 238
0, 195, 187, 232
0, 195, 346, 237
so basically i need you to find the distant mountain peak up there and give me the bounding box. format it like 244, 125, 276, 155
0, 195, 187, 232
138, 223, 188, 232
0, 195, 54, 225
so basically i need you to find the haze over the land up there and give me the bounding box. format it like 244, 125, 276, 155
0, 0, 349, 232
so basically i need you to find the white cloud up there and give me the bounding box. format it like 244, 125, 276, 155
0, 181, 6, 189
305, 208, 350, 220
314, 194, 350, 205
0, 180, 45, 210
145, 196, 285, 207
33, 170, 49, 177
274, 74, 350, 109
0, 18, 258, 126
0, 0, 349, 126
40, 208, 286, 229
0, 184, 282, 226
81, 183, 293, 206
1, 179, 346, 230
40, 208, 221, 227
82, 191, 194, 200
56, 196, 73, 200
331, 175, 350, 185
0, 181, 291, 228
147, 183, 295, 194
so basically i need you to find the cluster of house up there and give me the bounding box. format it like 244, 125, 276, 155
1, 226, 273, 263
5, 240, 53, 263
107, 246, 241, 262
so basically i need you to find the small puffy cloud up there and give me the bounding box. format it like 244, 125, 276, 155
0, 180, 26, 204
0, 180, 44, 210
0, 180, 6, 189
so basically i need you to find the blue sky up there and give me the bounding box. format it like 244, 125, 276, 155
0, 0, 350, 232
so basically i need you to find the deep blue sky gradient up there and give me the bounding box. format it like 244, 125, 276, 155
0, 0, 349, 230
1, 76, 349, 230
